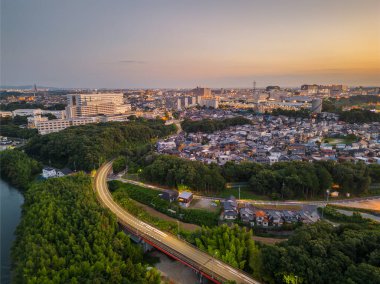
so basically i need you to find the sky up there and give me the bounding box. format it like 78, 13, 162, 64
1, 0, 379, 88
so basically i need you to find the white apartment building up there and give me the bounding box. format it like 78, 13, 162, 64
11, 108, 65, 119
36, 117, 98, 135
200, 96, 219, 109
12, 109, 42, 117
65, 93, 131, 118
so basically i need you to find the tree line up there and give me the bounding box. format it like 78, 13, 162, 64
270, 108, 311, 118
0, 150, 42, 190
181, 116, 251, 133
24, 119, 177, 171
0, 101, 66, 111
322, 95, 380, 113
139, 155, 376, 199
12, 174, 160, 284
141, 155, 226, 193
259, 220, 380, 284
242, 160, 375, 199
248, 160, 371, 199
322, 96, 380, 123
338, 109, 380, 123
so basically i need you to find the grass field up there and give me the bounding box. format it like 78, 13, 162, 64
323, 135, 357, 145
216, 187, 269, 200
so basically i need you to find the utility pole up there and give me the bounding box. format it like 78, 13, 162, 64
238, 186, 241, 200
322, 189, 330, 219
281, 181, 285, 200
177, 220, 180, 239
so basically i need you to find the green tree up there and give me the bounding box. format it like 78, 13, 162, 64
12, 175, 155, 283
0, 150, 42, 189
113, 156, 127, 173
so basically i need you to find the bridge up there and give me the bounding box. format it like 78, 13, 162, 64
94, 162, 259, 284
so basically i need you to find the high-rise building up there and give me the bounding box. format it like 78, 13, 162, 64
65, 93, 131, 118
192, 87, 211, 97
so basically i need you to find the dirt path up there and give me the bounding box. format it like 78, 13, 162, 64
252, 236, 286, 245
132, 200, 201, 232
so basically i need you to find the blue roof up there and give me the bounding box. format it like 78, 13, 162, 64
178, 191, 193, 199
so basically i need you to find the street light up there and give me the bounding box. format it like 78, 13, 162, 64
326, 189, 330, 204
321, 189, 330, 219
322, 189, 330, 219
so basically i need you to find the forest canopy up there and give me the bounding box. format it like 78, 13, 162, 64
24, 119, 176, 171
181, 116, 251, 133
0, 149, 42, 189
139, 156, 374, 199
141, 154, 226, 193
12, 174, 160, 284
260, 221, 380, 284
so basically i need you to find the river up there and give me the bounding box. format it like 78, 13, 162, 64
1, 179, 24, 284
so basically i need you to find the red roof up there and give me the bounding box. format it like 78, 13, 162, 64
255, 210, 266, 217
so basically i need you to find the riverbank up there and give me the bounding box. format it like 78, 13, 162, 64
0, 179, 24, 284
148, 250, 199, 284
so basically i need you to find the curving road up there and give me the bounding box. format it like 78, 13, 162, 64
114, 177, 380, 207
94, 162, 259, 284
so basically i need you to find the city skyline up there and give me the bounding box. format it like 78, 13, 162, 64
1, 0, 380, 88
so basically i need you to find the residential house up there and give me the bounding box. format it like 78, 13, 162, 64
223, 196, 238, 221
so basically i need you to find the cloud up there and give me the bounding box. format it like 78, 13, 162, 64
119, 60, 146, 64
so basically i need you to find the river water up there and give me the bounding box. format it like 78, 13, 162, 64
1, 179, 24, 284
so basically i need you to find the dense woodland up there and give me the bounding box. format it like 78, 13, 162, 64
139, 155, 377, 199
189, 225, 261, 273
24, 119, 176, 171
112, 156, 127, 173
0, 150, 41, 189
259, 220, 380, 284
141, 155, 226, 193
181, 116, 251, 133
248, 161, 372, 199
338, 109, 380, 123
12, 174, 160, 284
